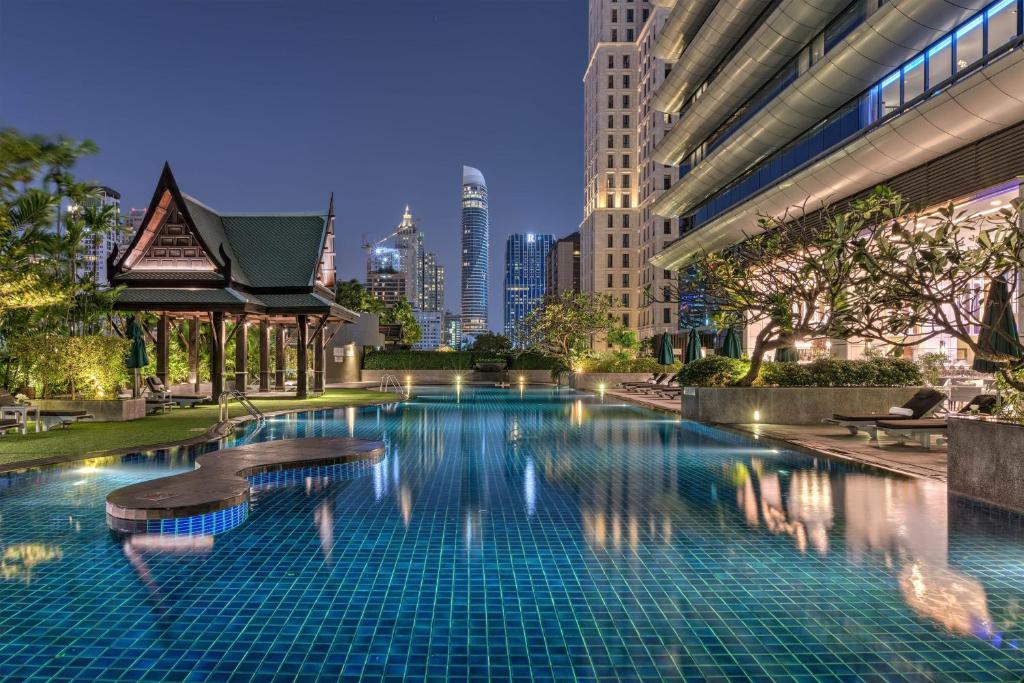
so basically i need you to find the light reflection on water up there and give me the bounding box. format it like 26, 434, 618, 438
0, 385, 1020, 679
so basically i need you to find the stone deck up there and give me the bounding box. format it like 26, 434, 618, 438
606, 388, 948, 481
106, 437, 384, 522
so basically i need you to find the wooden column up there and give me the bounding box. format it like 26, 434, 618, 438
313, 323, 325, 394
188, 315, 200, 392
296, 315, 309, 399
211, 311, 225, 402
274, 326, 287, 391
259, 320, 271, 392
234, 317, 248, 394
156, 314, 170, 385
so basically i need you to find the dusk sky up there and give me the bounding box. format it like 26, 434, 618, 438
0, 0, 586, 329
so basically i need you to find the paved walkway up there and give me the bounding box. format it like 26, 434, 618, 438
606, 388, 947, 481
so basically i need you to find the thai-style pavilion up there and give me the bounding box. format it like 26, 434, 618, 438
108, 163, 358, 400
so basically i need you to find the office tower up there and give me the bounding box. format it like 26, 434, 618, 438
504, 233, 555, 347
394, 206, 423, 308
419, 252, 445, 312
366, 246, 407, 307
545, 232, 581, 296
411, 310, 444, 350
581, 1, 649, 338
443, 312, 463, 350
461, 166, 489, 334
649, 0, 1024, 360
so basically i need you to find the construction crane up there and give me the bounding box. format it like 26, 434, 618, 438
361, 205, 416, 256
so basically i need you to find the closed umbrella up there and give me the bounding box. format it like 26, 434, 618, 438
775, 346, 799, 362
657, 332, 675, 365
973, 277, 1023, 373
125, 315, 149, 398
684, 328, 702, 364
721, 328, 742, 359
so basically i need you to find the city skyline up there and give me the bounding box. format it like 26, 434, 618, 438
0, 0, 587, 331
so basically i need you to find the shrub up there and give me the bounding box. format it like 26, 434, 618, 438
675, 356, 749, 387
8, 334, 131, 399
678, 356, 922, 387
578, 353, 679, 373
363, 350, 561, 371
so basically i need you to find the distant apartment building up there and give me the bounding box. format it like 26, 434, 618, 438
77, 186, 131, 284
412, 310, 444, 350
366, 207, 445, 311
504, 233, 555, 347
461, 166, 489, 334
366, 246, 407, 307
545, 232, 581, 296
648, 0, 1024, 362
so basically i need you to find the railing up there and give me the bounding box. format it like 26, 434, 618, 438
378, 374, 409, 399
218, 390, 266, 424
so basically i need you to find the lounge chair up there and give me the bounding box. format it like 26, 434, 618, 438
825, 388, 947, 438
0, 391, 93, 432
144, 377, 208, 408
621, 373, 666, 389
876, 394, 998, 450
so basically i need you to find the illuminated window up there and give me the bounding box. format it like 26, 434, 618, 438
927, 37, 952, 86
880, 72, 900, 116
988, 0, 1018, 48
955, 16, 983, 70
903, 55, 924, 101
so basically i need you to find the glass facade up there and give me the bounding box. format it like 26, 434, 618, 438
461, 166, 489, 334
687, 0, 1023, 230
504, 233, 554, 348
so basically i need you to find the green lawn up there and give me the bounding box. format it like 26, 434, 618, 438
0, 388, 394, 466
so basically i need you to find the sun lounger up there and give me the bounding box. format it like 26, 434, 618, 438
0, 392, 93, 432
0, 418, 22, 436
825, 388, 946, 438
145, 377, 209, 408
876, 394, 998, 449
621, 373, 665, 388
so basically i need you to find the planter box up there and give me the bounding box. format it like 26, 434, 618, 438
680, 386, 929, 425
34, 398, 146, 422
948, 418, 1024, 514
569, 372, 654, 392
361, 369, 553, 384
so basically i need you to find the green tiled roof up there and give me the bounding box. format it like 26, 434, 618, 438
221, 215, 326, 289
116, 270, 223, 282
116, 288, 253, 306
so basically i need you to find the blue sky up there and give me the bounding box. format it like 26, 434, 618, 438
0, 0, 586, 329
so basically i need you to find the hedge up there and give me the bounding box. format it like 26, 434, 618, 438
362, 351, 560, 371
579, 356, 680, 373
675, 356, 922, 387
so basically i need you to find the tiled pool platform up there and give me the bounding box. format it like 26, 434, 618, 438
0, 386, 1021, 681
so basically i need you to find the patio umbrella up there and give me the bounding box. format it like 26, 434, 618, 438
973, 277, 1023, 373
657, 332, 675, 365
684, 328, 702, 364
775, 346, 799, 362
721, 328, 742, 359
125, 315, 149, 398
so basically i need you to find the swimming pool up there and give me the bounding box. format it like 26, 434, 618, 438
0, 386, 1021, 680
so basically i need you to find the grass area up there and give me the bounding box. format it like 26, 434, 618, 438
0, 388, 393, 465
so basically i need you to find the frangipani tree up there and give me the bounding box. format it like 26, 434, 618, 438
522, 292, 616, 368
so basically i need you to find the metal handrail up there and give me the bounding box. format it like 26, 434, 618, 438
218, 390, 266, 424
378, 374, 409, 398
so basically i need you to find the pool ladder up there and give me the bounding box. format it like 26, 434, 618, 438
379, 374, 409, 399
219, 390, 267, 424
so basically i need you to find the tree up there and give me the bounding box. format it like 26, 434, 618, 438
522, 292, 615, 366
606, 324, 639, 357
470, 332, 512, 355
381, 298, 422, 347
335, 278, 385, 314
648, 192, 891, 385
845, 188, 1024, 389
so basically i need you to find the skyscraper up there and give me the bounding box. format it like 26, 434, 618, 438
366, 246, 406, 306
504, 233, 554, 347
77, 185, 128, 284
545, 232, 581, 297
582, 1, 680, 342
393, 206, 422, 306
461, 166, 489, 335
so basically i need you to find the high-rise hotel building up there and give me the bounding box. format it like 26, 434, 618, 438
461, 166, 489, 335
504, 233, 555, 347
648, 0, 1024, 361
582, 0, 680, 341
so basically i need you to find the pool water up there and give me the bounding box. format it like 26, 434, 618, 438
0, 386, 1022, 681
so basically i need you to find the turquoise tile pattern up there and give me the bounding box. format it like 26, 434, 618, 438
0, 386, 1021, 681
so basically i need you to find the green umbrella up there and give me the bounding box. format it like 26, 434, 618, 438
684, 328, 702, 364
657, 332, 675, 365
125, 316, 149, 398
775, 346, 799, 362
721, 328, 742, 359
973, 277, 1023, 373
125, 316, 149, 368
